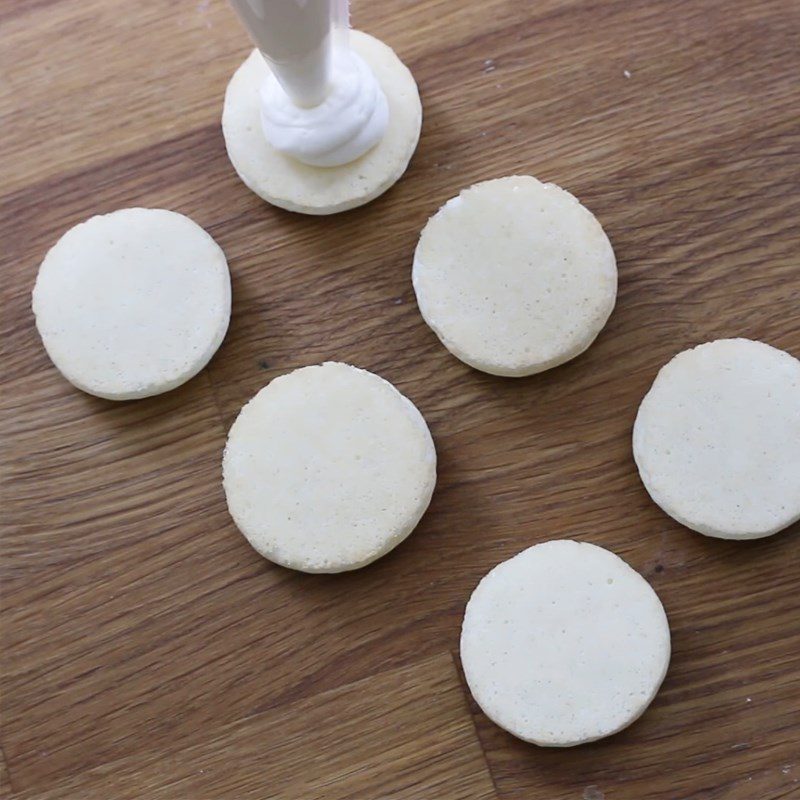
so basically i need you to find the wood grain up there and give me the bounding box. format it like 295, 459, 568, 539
8, 654, 497, 800
0, 747, 11, 799
1, 0, 799, 798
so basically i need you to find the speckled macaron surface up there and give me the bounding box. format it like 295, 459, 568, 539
222, 362, 437, 573
633, 338, 800, 539
460, 540, 670, 746
412, 176, 617, 376
32, 208, 231, 400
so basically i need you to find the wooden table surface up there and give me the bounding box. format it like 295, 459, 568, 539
2, 0, 799, 797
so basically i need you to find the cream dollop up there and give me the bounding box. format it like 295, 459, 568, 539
260, 47, 388, 168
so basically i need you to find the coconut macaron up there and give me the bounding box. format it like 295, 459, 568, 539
32, 208, 231, 400
634, 338, 800, 539
222, 362, 437, 572
461, 540, 670, 746
222, 31, 422, 215
413, 176, 617, 376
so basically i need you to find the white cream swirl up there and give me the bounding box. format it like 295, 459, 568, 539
260, 47, 388, 168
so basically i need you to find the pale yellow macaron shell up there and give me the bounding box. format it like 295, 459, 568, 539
461, 540, 670, 746
413, 176, 617, 376
32, 208, 231, 400
634, 338, 800, 539
223, 362, 437, 572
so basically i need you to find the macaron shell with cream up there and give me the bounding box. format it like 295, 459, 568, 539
222, 31, 422, 215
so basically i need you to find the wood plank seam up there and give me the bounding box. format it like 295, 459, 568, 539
0, 123, 223, 233
448, 650, 501, 799
0, 743, 14, 798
